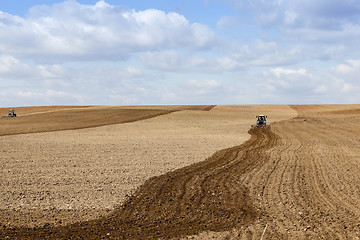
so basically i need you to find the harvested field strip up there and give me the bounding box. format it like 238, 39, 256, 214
0, 109, 176, 136
1, 128, 280, 239
0, 106, 92, 116
126, 105, 217, 111
0, 105, 217, 136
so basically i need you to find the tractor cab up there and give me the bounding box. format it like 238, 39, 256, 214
257, 115, 267, 125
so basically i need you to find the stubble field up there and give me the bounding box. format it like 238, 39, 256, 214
1, 104, 360, 239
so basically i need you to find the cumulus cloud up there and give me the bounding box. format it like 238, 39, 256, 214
0, 55, 30, 78
0, 52, 147, 106
332, 59, 360, 97
35, 64, 65, 79
235, 0, 360, 29
270, 68, 307, 78
228, 0, 360, 61
1, 1, 359, 106
0, 55, 71, 83
222, 40, 307, 67
0, 89, 85, 107
216, 16, 239, 30
258, 66, 326, 102
140, 51, 207, 71
255, 64, 360, 103
333, 59, 360, 74
140, 50, 244, 72
182, 79, 221, 89
177, 79, 224, 104
0, 1, 215, 62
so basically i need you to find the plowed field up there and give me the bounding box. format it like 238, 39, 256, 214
238, 105, 360, 239
0, 106, 177, 136
2, 105, 360, 239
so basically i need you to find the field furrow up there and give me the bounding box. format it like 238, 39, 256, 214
238, 105, 360, 239
1, 128, 280, 239
2, 104, 360, 239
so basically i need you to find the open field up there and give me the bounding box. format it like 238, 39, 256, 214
0, 106, 177, 136
1, 104, 360, 239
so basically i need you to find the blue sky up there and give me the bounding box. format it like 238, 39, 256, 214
1, 0, 360, 106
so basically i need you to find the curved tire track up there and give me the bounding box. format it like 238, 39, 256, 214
239, 105, 360, 239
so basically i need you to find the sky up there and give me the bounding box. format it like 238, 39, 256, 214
1, 0, 360, 107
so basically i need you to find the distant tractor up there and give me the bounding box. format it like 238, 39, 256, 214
2, 109, 16, 118
251, 115, 270, 129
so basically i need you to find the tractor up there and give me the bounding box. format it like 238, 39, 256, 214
251, 115, 270, 129
2, 109, 16, 118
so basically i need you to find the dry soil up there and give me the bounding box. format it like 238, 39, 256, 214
5, 105, 360, 239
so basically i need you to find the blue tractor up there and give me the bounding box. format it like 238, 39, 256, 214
2, 109, 16, 118
251, 115, 270, 129
7, 109, 16, 117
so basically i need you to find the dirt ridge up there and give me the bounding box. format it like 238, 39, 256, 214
235, 105, 360, 239
1, 128, 280, 239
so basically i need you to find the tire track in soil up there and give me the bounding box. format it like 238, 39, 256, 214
1, 128, 280, 239
238, 105, 360, 239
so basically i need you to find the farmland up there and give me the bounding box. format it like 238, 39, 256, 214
1, 105, 360, 239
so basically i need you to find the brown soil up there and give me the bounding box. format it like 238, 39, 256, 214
7, 105, 360, 239
0, 105, 218, 136
0, 107, 176, 136
0, 106, 92, 115
1, 128, 278, 239
229, 104, 360, 239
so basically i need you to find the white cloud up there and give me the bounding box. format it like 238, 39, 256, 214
314, 85, 328, 94
36, 64, 65, 79
236, 0, 360, 30
123, 66, 143, 78
331, 59, 360, 97
16, 90, 70, 98
140, 51, 207, 71
262, 67, 322, 98
342, 83, 353, 92
182, 79, 221, 89
270, 67, 307, 78
253, 64, 360, 103
141, 50, 245, 72
1, 1, 360, 106
16, 89, 68, 99
216, 16, 238, 30
283, 11, 298, 25
175, 79, 224, 103
223, 40, 292, 67
215, 57, 244, 71
333, 59, 360, 74
0, 89, 85, 107
17, 91, 38, 98
332, 60, 360, 86
0, 1, 215, 63
0, 55, 70, 82
0, 55, 30, 77
228, 0, 360, 63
